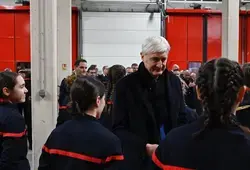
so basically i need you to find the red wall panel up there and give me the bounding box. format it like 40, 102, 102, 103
15, 12, 30, 62
187, 16, 203, 62
207, 14, 243, 63
246, 16, 250, 62
166, 15, 188, 70
72, 11, 78, 68
14, 10, 78, 66
0, 6, 78, 71
0, 62, 15, 71
239, 16, 243, 64
207, 15, 222, 61
0, 12, 15, 63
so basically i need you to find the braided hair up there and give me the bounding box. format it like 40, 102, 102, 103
106, 65, 126, 102
194, 58, 244, 138
104, 65, 126, 115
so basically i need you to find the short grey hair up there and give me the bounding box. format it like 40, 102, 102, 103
141, 36, 171, 55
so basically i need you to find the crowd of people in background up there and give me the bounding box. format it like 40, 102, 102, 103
1, 36, 250, 170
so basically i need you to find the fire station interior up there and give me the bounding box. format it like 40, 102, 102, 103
0, 0, 249, 169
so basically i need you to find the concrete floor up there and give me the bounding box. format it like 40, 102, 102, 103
27, 150, 32, 166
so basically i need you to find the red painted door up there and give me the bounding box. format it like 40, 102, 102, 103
246, 16, 250, 62
239, 16, 243, 64
15, 11, 30, 62
187, 15, 203, 62
72, 10, 78, 68
166, 15, 188, 70
0, 12, 15, 71
207, 15, 222, 61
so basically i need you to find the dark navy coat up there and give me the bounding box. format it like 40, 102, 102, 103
0, 103, 30, 170
112, 62, 187, 170
39, 114, 124, 170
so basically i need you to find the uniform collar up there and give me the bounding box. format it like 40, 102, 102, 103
73, 113, 98, 121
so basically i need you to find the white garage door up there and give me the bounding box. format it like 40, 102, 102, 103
82, 12, 160, 69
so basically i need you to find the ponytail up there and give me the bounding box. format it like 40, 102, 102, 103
70, 101, 83, 116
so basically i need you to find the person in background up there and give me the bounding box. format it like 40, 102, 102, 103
236, 62, 250, 130
23, 71, 32, 150
179, 76, 199, 123
0, 71, 30, 170
4, 68, 12, 72
94, 65, 99, 74
126, 67, 133, 75
88, 65, 98, 77
58, 59, 88, 107
18, 70, 27, 79
190, 72, 196, 82
17, 69, 32, 150
112, 36, 187, 170
150, 58, 250, 170
182, 70, 202, 115
100, 65, 126, 130
57, 59, 88, 127
171, 64, 180, 73
97, 65, 109, 90
39, 76, 124, 170
131, 63, 138, 72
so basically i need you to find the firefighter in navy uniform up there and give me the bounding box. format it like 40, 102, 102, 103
39, 76, 124, 170
100, 65, 126, 130
57, 59, 88, 127
149, 59, 250, 170
0, 72, 30, 170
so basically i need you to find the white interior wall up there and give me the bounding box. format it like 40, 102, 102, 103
82, 12, 160, 69
0, 0, 15, 5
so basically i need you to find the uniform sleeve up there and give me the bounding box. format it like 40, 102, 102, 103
152, 139, 191, 170
104, 138, 124, 170
152, 143, 167, 169
0, 115, 27, 170
38, 137, 52, 170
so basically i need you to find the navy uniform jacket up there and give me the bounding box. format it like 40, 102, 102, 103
39, 114, 124, 170
0, 103, 30, 170
57, 79, 72, 127
153, 116, 250, 170
58, 78, 70, 107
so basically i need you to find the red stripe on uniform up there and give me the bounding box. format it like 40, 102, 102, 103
0, 129, 26, 138
43, 145, 124, 164
106, 100, 113, 105
105, 155, 124, 162
59, 106, 68, 110
152, 151, 193, 170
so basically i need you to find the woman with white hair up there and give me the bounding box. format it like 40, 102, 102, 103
112, 36, 187, 170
